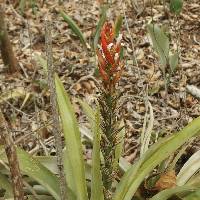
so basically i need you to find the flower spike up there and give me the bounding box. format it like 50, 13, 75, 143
97, 21, 123, 91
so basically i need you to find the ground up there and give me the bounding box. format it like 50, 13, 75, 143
0, 0, 200, 163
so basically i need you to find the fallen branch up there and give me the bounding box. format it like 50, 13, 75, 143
0, 5, 18, 73
0, 109, 24, 200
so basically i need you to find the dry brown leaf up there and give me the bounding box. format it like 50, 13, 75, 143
155, 170, 176, 191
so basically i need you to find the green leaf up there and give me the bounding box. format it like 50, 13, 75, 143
113, 116, 200, 200
119, 47, 124, 60
169, 141, 190, 170
0, 146, 60, 200
140, 100, 154, 157
0, 173, 13, 198
169, 52, 179, 72
19, 0, 26, 15
150, 185, 199, 200
186, 174, 200, 188
55, 74, 88, 200
114, 15, 123, 37
93, 6, 107, 50
147, 24, 169, 68
16, 148, 60, 200
177, 150, 200, 186
30, 0, 37, 15
35, 156, 58, 174
183, 189, 200, 200
119, 157, 131, 172
60, 11, 87, 47
78, 99, 95, 128
170, 0, 183, 15
0, 149, 77, 199
91, 108, 104, 200
36, 156, 91, 183
63, 150, 79, 200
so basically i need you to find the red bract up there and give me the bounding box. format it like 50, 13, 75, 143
97, 21, 123, 90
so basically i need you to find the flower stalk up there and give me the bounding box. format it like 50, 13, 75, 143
97, 21, 123, 199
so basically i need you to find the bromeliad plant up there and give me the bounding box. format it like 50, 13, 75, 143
96, 22, 124, 199
147, 0, 183, 94
1, 19, 200, 200
43, 18, 200, 200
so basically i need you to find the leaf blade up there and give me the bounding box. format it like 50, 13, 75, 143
147, 24, 169, 68
113, 116, 200, 200
90, 108, 104, 200
55, 74, 88, 200
0, 173, 13, 198
150, 185, 199, 200
169, 52, 179, 72
177, 150, 200, 186
93, 6, 107, 50
16, 148, 61, 200
114, 15, 123, 37
60, 11, 87, 46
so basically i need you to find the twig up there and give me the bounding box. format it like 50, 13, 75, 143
45, 19, 67, 200
0, 95, 32, 117
0, 109, 24, 200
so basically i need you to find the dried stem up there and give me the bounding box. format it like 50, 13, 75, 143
0, 5, 18, 73
45, 19, 67, 200
0, 109, 24, 200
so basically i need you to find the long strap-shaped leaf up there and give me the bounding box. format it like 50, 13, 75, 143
147, 24, 169, 68
113, 116, 200, 200
8, 148, 60, 200
55, 74, 88, 200
93, 6, 107, 51
150, 185, 199, 200
60, 11, 87, 47
16, 148, 61, 200
177, 149, 200, 186
90, 108, 104, 200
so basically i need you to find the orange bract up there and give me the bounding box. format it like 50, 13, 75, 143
97, 21, 123, 90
